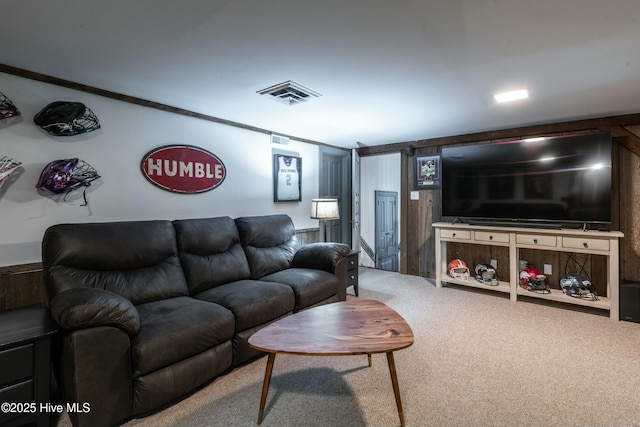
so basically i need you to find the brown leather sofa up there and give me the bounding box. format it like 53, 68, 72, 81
42, 214, 350, 427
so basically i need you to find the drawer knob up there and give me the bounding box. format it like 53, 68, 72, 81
452, 233, 456, 237
583, 242, 588, 248
533, 239, 538, 244
489, 235, 493, 240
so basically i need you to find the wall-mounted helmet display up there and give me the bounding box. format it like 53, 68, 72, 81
34, 101, 100, 136
519, 266, 550, 294
475, 263, 498, 286
36, 158, 100, 205
560, 274, 598, 301
448, 258, 469, 280
0, 92, 21, 120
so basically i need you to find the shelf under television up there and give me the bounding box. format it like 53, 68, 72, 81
440, 277, 511, 294
516, 287, 610, 311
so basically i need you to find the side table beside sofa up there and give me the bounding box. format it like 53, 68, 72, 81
0, 305, 58, 427
42, 214, 351, 427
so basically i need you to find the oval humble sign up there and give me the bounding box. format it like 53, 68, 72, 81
141, 145, 226, 194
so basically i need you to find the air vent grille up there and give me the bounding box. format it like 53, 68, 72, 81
271, 134, 290, 145
257, 80, 321, 106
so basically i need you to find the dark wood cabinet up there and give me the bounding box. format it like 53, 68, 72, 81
346, 250, 360, 297
0, 306, 58, 427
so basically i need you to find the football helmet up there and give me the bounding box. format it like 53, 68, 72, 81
0, 92, 20, 120
560, 274, 598, 300
475, 263, 498, 286
448, 259, 470, 280
34, 101, 100, 136
519, 266, 550, 293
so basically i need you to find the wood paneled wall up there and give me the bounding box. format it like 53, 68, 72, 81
0, 263, 46, 310
362, 115, 640, 284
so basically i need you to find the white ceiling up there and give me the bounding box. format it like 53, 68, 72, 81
2, 0, 640, 149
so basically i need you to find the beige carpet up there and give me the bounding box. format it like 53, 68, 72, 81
56, 268, 640, 427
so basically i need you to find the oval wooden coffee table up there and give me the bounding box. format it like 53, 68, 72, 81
248, 299, 414, 426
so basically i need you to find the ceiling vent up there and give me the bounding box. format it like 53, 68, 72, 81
257, 80, 321, 106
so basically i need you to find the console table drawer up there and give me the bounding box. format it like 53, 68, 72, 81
516, 234, 557, 247
440, 229, 471, 240
562, 237, 609, 251
474, 231, 510, 243
0, 344, 33, 386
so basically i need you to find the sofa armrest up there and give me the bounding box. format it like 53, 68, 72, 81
50, 288, 141, 336
292, 242, 351, 273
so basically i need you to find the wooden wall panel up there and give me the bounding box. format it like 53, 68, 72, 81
0, 263, 46, 311
403, 147, 438, 278
618, 125, 640, 282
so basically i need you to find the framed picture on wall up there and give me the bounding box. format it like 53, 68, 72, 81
414, 154, 441, 189
273, 154, 302, 202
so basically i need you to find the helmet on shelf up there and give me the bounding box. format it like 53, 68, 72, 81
33, 101, 100, 136
519, 266, 550, 294
448, 259, 470, 280
0, 92, 21, 120
560, 274, 598, 300
475, 263, 498, 286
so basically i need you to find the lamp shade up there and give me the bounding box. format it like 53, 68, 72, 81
310, 198, 340, 220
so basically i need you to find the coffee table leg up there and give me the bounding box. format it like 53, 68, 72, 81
257, 352, 276, 425
386, 351, 405, 427
367, 354, 372, 367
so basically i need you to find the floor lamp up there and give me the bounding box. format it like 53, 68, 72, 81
310, 198, 340, 242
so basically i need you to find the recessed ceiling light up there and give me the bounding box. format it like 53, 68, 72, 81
493, 89, 529, 103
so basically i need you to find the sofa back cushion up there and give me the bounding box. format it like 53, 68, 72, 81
173, 216, 251, 294
235, 214, 300, 279
43, 220, 188, 305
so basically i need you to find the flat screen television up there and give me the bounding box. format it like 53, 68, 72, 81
440, 131, 612, 228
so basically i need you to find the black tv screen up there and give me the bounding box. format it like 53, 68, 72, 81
441, 131, 612, 226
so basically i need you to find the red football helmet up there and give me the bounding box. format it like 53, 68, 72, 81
519, 266, 550, 293
448, 259, 469, 280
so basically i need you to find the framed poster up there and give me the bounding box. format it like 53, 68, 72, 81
415, 154, 441, 189
273, 154, 302, 202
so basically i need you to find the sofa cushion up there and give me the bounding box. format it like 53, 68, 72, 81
194, 280, 294, 332
173, 216, 251, 294
235, 215, 299, 279
260, 268, 339, 311
43, 220, 189, 305
131, 296, 234, 377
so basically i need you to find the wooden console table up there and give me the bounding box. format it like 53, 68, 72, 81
0, 305, 58, 426
433, 222, 624, 320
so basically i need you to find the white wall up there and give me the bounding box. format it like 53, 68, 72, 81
360, 152, 401, 267
0, 73, 323, 266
